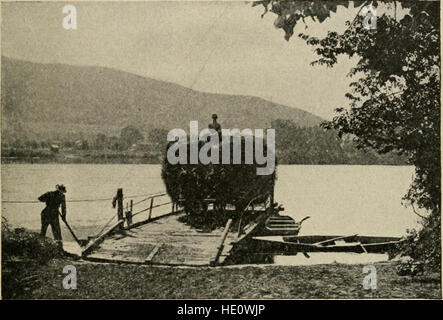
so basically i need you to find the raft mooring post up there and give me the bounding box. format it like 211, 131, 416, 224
148, 197, 154, 220
116, 188, 124, 230
125, 200, 133, 227
270, 181, 275, 207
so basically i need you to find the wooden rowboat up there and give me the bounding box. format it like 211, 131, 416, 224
251, 234, 404, 254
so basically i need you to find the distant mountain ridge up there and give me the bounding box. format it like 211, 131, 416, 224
1, 56, 322, 142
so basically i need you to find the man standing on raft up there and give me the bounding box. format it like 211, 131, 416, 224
38, 184, 67, 248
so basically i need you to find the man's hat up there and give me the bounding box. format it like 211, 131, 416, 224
56, 184, 67, 193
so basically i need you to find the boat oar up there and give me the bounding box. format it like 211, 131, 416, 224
59, 214, 83, 247
313, 234, 358, 246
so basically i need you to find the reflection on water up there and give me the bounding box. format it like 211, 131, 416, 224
2, 164, 419, 240
274, 165, 418, 237
1, 164, 168, 237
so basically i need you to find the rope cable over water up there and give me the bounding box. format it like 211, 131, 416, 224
3, 191, 171, 240
2, 191, 166, 204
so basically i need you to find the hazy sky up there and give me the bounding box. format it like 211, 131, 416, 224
1, 1, 366, 119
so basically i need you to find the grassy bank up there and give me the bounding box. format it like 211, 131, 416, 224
4, 258, 440, 299
2, 220, 440, 299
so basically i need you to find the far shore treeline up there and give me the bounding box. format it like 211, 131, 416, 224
1, 120, 407, 165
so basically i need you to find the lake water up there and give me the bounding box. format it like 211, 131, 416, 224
1, 164, 419, 243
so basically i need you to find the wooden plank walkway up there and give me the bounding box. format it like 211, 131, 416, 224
84, 212, 238, 266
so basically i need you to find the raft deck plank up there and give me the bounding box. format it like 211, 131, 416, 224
84, 212, 238, 266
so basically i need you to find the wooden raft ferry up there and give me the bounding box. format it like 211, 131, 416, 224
80, 189, 286, 266
78, 188, 403, 267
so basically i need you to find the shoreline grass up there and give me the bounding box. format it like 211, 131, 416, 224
3, 258, 440, 299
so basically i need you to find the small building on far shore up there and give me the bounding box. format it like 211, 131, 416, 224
50, 144, 60, 153
129, 142, 152, 152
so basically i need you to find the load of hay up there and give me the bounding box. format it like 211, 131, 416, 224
161, 134, 276, 218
